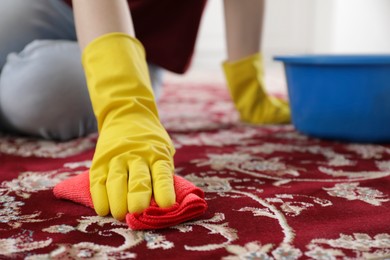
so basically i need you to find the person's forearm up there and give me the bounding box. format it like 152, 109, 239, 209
72, 0, 135, 50
223, 0, 264, 61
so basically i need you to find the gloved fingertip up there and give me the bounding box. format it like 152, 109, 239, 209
111, 208, 127, 221
127, 192, 151, 214
96, 209, 109, 217
151, 160, 175, 208
154, 181, 176, 208
90, 186, 110, 217
155, 193, 176, 209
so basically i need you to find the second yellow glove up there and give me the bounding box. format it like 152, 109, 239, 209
223, 53, 290, 124
82, 33, 176, 220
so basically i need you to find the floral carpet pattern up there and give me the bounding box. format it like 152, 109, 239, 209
1, 83, 390, 259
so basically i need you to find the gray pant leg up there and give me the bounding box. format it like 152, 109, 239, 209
0, 0, 76, 68
148, 63, 164, 100
0, 40, 97, 141
0, 40, 165, 141
0, 0, 164, 140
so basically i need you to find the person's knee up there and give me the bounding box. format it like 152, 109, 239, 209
0, 40, 96, 141
0, 0, 76, 68
0, 0, 45, 67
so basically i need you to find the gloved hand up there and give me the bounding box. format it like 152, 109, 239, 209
223, 53, 290, 124
82, 33, 176, 220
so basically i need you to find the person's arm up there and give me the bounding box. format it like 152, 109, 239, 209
72, 0, 176, 220
72, 0, 134, 49
223, 0, 264, 62
222, 0, 290, 124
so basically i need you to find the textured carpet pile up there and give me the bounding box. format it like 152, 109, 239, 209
0, 82, 389, 259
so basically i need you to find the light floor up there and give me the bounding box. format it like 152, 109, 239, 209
164, 62, 289, 96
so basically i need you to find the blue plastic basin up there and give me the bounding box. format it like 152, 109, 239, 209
274, 55, 390, 143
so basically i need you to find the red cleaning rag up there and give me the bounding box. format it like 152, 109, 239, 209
53, 171, 207, 230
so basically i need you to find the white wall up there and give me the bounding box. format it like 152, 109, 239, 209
322, 0, 390, 54
192, 0, 390, 72
192, 0, 316, 70
192, 0, 225, 71
263, 0, 315, 56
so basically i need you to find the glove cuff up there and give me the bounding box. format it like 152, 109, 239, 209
82, 32, 146, 67
222, 52, 265, 94
222, 52, 267, 107
222, 52, 263, 79
81, 33, 157, 131
82, 32, 152, 92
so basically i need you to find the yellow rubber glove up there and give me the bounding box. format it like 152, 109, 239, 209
223, 53, 291, 124
82, 33, 176, 220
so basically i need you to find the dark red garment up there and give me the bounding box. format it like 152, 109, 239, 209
63, 0, 207, 73
53, 171, 208, 230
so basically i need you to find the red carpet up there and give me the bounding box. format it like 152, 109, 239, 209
53, 171, 208, 230
1, 82, 389, 259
